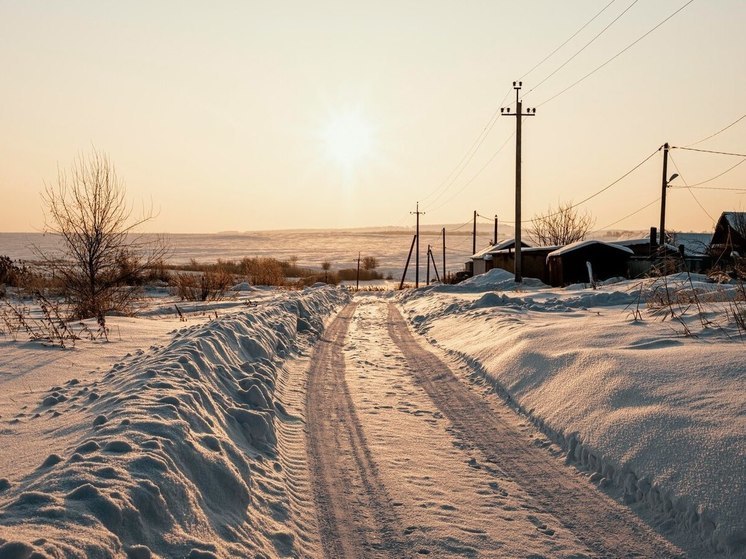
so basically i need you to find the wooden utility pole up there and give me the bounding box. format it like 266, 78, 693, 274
442, 227, 446, 283
501, 81, 536, 283
430, 248, 441, 283
411, 202, 425, 287
399, 234, 417, 290
356, 252, 361, 291
659, 143, 670, 247
472, 210, 477, 255
426, 245, 431, 285
494, 215, 498, 245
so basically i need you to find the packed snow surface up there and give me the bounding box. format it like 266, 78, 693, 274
400, 268, 746, 556
0, 286, 348, 558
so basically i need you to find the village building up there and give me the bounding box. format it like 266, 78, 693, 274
546, 240, 633, 286
709, 212, 746, 264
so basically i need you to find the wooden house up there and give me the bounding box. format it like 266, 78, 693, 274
710, 212, 746, 262
546, 240, 633, 287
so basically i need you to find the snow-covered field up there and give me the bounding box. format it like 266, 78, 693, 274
1, 269, 744, 558
0, 285, 349, 558
398, 269, 746, 556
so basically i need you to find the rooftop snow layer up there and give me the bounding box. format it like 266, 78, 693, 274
547, 239, 634, 258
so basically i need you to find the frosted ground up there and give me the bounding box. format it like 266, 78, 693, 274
0, 271, 743, 557
398, 269, 746, 556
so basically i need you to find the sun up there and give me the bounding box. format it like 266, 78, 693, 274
321, 109, 374, 170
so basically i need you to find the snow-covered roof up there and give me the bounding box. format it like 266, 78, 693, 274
722, 212, 746, 231
614, 238, 652, 247
668, 232, 712, 256
547, 240, 634, 259
472, 238, 529, 259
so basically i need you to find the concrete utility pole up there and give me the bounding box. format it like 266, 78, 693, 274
411, 202, 425, 287
501, 81, 536, 283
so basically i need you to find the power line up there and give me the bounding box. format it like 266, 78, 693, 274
426, 131, 515, 213
520, 0, 618, 81
420, 106, 503, 204
671, 186, 746, 192
526, 0, 639, 96
671, 157, 746, 188
669, 152, 715, 223
420, 2, 631, 209
542, 148, 659, 218
685, 113, 746, 147
598, 197, 660, 230
671, 146, 746, 158
536, 0, 696, 108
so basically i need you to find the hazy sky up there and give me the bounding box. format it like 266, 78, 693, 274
1, 0, 744, 234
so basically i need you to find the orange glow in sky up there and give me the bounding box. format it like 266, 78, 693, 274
0, 1, 744, 233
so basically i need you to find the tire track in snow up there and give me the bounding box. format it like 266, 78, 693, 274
307, 303, 409, 559
387, 302, 685, 559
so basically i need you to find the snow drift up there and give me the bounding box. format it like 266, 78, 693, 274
0, 286, 348, 558
400, 268, 746, 556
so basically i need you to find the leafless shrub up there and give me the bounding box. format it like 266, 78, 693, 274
528, 201, 595, 247
362, 256, 378, 271
37, 148, 169, 320
0, 292, 105, 347
172, 269, 234, 301
242, 257, 285, 286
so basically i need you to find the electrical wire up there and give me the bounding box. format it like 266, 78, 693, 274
419, 107, 503, 204
520, 0, 618, 81
449, 218, 474, 232
671, 157, 746, 188
598, 197, 660, 230
671, 146, 746, 158
685, 113, 746, 147
541, 148, 659, 219
669, 152, 715, 223
426, 132, 515, 213
535, 0, 696, 108
670, 186, 746, 192
526, 0, 639, 96
419, 2, 629, 208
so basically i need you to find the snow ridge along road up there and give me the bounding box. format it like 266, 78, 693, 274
306, 303, 409, 559
386, 301, 684, 559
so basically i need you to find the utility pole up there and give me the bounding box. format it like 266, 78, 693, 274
426, 245, 431, 285
501, 81, 536, 283
494, 215, 498, 245
442, 227, 446, 283
399, 234, 417, 290
659, 142, 670, 247
472, 210, 477, 255
430, 248, 441, 283
411, 202, 425, 287
658, 143, 680, 248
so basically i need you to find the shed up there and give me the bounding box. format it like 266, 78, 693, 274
546, 240, 633, 287
487, 246, 557, 284
470, 239, 530, 276
710, 212, 746, 261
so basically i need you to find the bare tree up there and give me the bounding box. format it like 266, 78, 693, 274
362, 256, 378, 271
528, 202, 595, 247
39, 149, 168, 319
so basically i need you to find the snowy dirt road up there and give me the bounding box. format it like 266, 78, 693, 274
305, 297, 687, 558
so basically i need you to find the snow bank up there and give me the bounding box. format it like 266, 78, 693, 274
0, 286, 348, 558
400, 277, 746, 556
